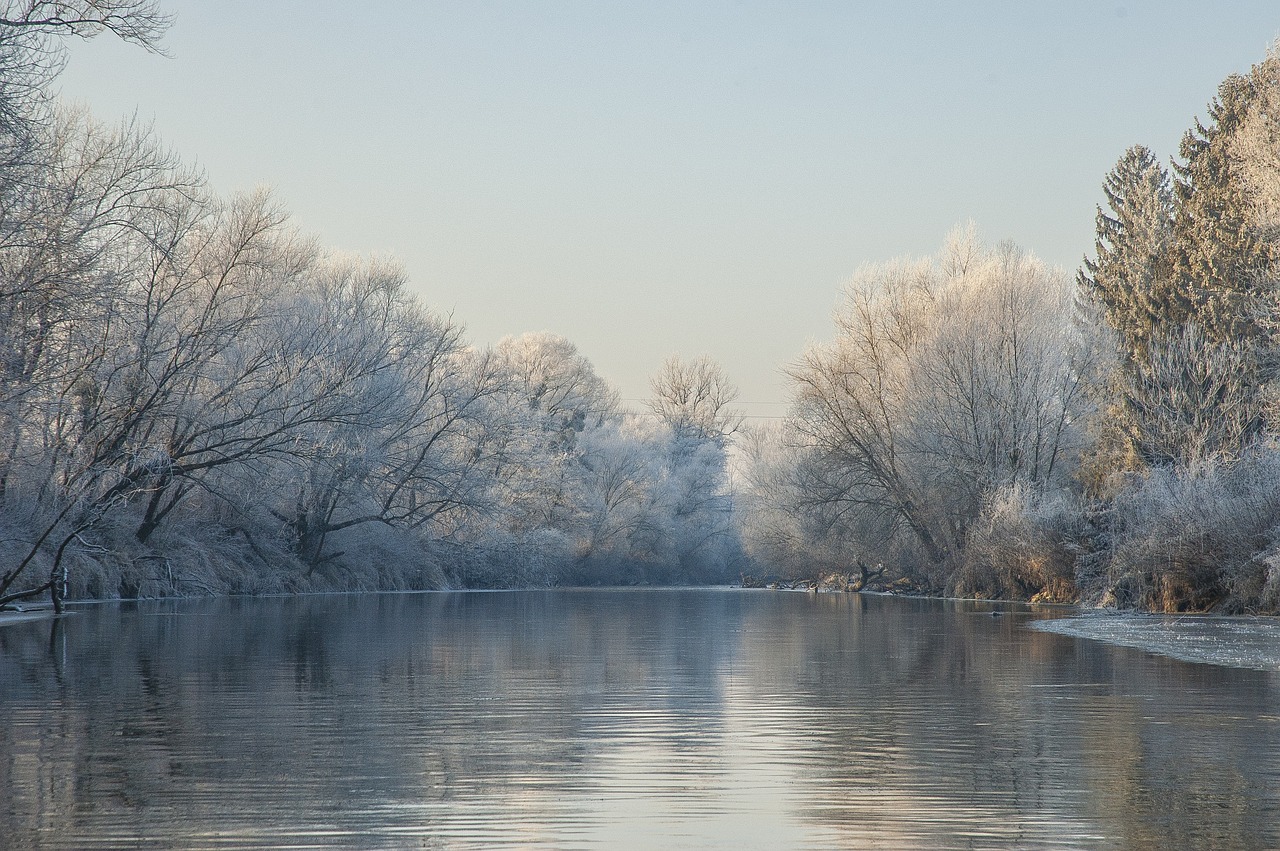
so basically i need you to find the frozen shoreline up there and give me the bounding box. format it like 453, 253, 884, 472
0, 608, 59, 627
1031, 611, 1280, 672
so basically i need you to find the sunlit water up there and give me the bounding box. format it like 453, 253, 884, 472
2, 590, 1279, 849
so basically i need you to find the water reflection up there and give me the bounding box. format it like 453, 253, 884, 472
2, 590, 1278, 849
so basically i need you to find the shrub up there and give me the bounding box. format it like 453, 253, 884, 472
1098, 446, 1280, 612
951, 484, 1084, 603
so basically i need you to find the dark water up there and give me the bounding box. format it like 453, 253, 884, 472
2, 590, 1278, 849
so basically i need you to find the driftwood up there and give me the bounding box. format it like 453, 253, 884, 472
735, 555, 941, 596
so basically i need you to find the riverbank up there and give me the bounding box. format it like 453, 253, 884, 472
0, 604, 60, 627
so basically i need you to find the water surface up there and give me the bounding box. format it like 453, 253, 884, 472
2, 590, 1278, 849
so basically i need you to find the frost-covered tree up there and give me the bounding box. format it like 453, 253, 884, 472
0, 2, 183, 609
575, 418, 656, 555
1077, 146, 1183, 475
486, 332, 619, 540
642, 355, 741, 581
1080, 48, 1280, 470
495, 332, 618, 450
1232, 47, 1280, 244
0, 116, 204, 608
647, 355, 741, 444
786, 231, 1083, 584
266, 259, 501, 571
1124, 324, 1264, 466
0, 108, 198, 494
0, 1, 167, 170
1172, 61, 1279, 338
1079, 146, 1179, 360
81, 190, 316, 543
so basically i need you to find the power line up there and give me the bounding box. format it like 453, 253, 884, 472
617, 406, 789, 421
619, 397, 789, 406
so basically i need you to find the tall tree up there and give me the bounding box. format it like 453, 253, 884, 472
1080, 50, 1280, 470
644, 356, 741, 580
788, 234, 1082, 582
1171, 71, 1278, 346
1078, 145, 1179, 361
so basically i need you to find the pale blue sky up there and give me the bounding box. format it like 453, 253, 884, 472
55, 1, 1280, 413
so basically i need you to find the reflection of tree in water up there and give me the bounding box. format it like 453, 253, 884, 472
730, 593, 1280, 849
2, 592, 1279, 848
0, 591, 748, 846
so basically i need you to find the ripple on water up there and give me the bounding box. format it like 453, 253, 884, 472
2, 590, 1279, 849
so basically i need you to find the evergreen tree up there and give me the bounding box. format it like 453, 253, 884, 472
1172, 70, 1278, 342
1078, 145, 1179, 363
1232, 47, 1280, 243
1080, 55, 1280, 470
1078, 147, 1183, 473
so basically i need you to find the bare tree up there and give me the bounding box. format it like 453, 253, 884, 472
786, 232, 1085, 580
647, 354, 741, 443
0, 108, 198, 491
0, 106, 200, 610
0, 2, 169, 154
789, 257, 949, 565
0, 0, 178, 609
642, 355, 742, 579
271, 259, 504, 569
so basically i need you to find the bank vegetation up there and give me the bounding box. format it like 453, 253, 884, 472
0, 2, 742, 609
743, 45, 1280, 614
4, 5, 1280, 615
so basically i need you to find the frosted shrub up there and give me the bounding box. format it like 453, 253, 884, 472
439, 529, 575, 589
1102, 446, 1280, 612
951, 484, 1084, 602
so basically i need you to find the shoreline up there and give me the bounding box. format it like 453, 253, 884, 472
0, 606, 63, 627
8, 587, 1280, 672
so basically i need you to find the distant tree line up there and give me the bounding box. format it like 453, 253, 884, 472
0, 2, 741, 608
8, 4, 1280, 615
744, 45, 1280, 613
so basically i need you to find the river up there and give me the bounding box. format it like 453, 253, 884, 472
2, 589, 1278, 849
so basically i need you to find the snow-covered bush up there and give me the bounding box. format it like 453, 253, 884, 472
1098, 446, 1280, 612
950, 484, 1085, 603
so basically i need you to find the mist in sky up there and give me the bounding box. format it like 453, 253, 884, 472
54, 0, 1280, 413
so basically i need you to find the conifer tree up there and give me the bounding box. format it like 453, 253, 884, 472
1078, 145, 1179, 363
1172, 71, 1277, 342
1080, 55, 1280, 470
